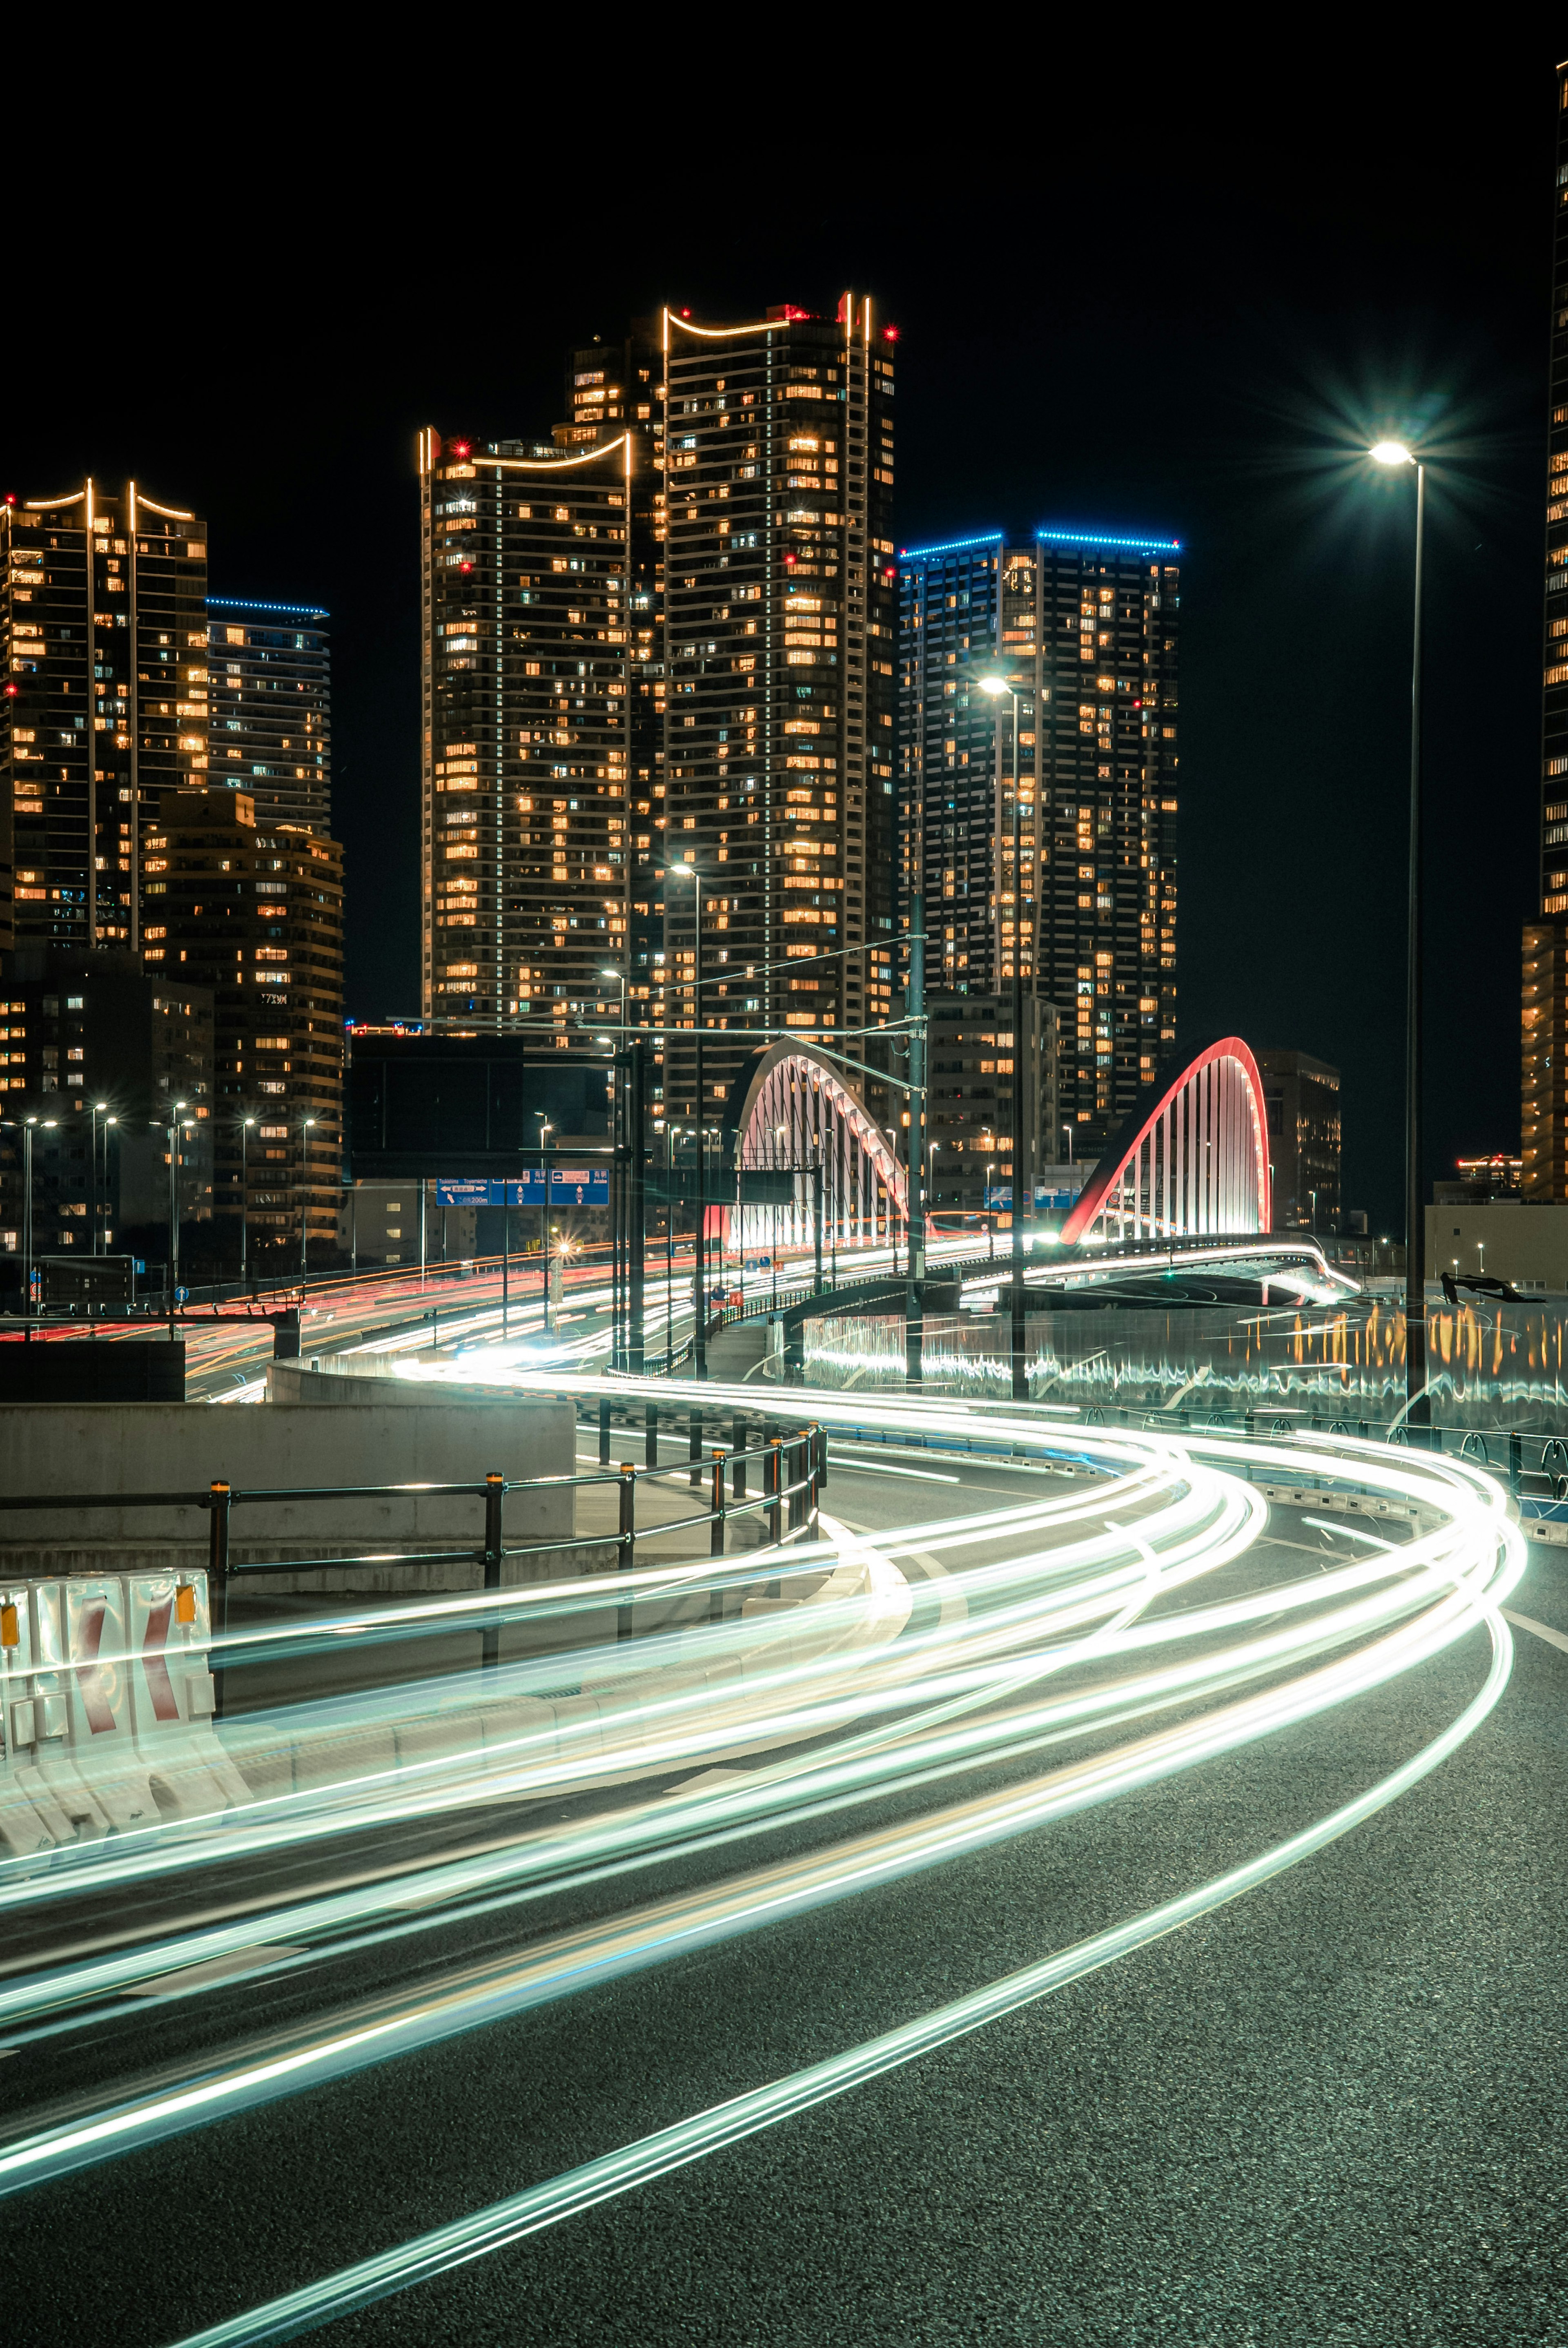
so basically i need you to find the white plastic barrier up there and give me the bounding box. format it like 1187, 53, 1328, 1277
0, 1569, 246, 1856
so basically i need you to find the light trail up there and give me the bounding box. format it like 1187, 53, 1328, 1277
0, 1380, 1523, 2341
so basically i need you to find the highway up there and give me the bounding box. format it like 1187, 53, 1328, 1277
3, 1345, 1564, 2344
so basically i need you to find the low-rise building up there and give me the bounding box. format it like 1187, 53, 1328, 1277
0, 945, 213, 1263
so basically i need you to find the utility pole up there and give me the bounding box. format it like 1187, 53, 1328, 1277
626, 1035, 647, 1372
1009, 712, 1029, 1403
906, 891, 926, 1388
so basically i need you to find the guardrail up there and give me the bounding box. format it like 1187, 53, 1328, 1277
0, 1407, 826, 1706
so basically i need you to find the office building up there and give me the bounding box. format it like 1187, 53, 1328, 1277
923, 990, 1058, 1220
1526, 65, 1568, 1198
0, 479, 208, 958
147, 788, 344, 1264
1258, 1047, 1341, 1230
207, 600, 331, 830
0, 945, 213, 1262
898, 528, 1180, 1151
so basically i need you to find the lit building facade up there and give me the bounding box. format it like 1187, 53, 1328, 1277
206, 600, 331, 831
924, 990, 1058, 1219
417, 426, 639, 1034
1, 479, 208, 957
659, 297, 898, 1133
1525, 60, 1568, 1199
898, 528, 1180, 1151
1258, 1046, 1341, 1230
147, 788, 344, 1263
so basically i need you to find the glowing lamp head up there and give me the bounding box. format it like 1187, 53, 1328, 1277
978, 677, 1011, 698
1370, 440, 1414, 467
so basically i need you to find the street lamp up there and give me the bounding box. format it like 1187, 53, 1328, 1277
5, 1115, 58, 1322
239, 1117, 256, 1288
773, 1122, 787, 1307
91, 1101, 111, 1258
662, 862, 708, 1375
986, 1160, 996, 1261
664, 1122, 686, 1369
298, 1116, 316, 1281
536, 1114, 554, 1332
161, 1101, 189, 1340
600, 966, 629, 1367
979, 673, 1030, 1400
1369, 436, 1428, 1427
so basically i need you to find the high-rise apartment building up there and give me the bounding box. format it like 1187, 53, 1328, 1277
898, 528, 1180, 1149
659, 297, 898, 1131
1523, 60, 1568, 1199
207, 599, 331, 830
147, 787, 345, 1262
418, 424, 640, 1032
417, 292, 898, 1155
0, 479, 208, 957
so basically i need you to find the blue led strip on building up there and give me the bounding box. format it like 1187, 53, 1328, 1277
207, 596, 330, 618
1033, 527, 1181, 554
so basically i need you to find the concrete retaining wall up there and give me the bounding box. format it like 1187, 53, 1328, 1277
0, 1393, 577, 1590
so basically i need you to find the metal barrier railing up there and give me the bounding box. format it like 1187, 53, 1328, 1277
0, 1403, 828, 1706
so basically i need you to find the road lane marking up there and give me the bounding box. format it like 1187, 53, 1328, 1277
1502, 1607, 1568, 1657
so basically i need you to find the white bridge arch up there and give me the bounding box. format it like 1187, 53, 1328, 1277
728, 1044, 908, 1256
1061, 1037, 1272, 1248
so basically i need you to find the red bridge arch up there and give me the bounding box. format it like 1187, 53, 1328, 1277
1061, 1037, 1272, 1247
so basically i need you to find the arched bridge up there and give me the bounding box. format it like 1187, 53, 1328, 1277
1062, 1037, 1272, 1248
726, 1042, 907, 1255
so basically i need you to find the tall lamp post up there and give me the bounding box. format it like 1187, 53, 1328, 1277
91, 1101, 110, 1256
980, 674, 1030, 1400
6, 1115, 57, 1322
664, 1122, 686, 1371
601, 965, 629, 1364
662, 863, 708, 1375
536, 1114, 554, 1333
1370, 438, 1428, 1427
162, 1100, 189, 1340
298, 1116, 316, 1282
239, 1117, 256, 1288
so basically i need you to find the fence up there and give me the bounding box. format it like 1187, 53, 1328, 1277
0, 1398, 826, 1708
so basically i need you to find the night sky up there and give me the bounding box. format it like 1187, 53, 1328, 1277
15, 56, 1554, 1232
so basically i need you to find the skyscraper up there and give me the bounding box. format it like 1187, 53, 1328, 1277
1522, 59, 1568, 1200
416, 290, 899, 1155
898, 527, 1180, 1149
418, 425, 639, 1032
1, 479, 208, 956
659, 297, 899, 1131
206, 599, 331, 830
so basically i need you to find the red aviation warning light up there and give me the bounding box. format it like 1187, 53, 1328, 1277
882, 325, 899, 342
452, 441, 471, 459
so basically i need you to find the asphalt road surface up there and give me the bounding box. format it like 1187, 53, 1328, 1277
2, 1441, 1564, 2346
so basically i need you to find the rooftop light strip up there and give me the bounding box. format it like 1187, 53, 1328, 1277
208, 600, 330, 619
481, 437, 630, 472
1034, 527, 1182, 552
